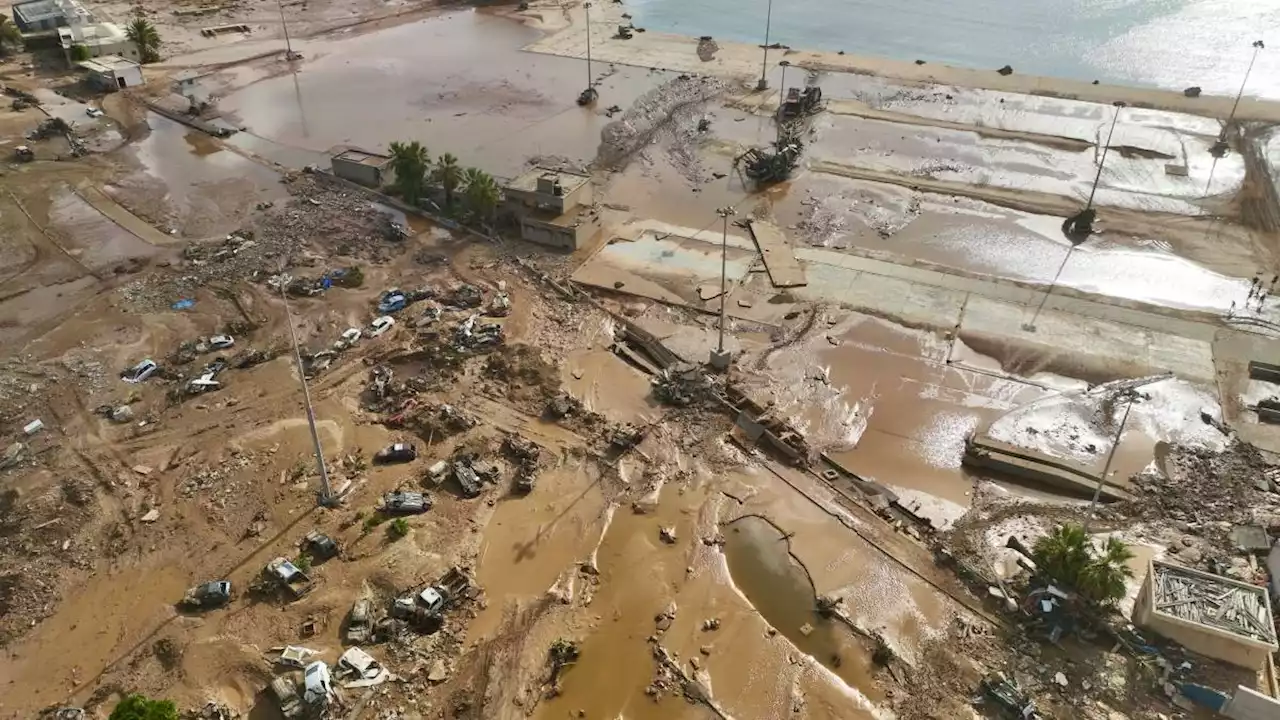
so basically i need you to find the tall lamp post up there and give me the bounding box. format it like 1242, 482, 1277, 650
277, 0, 298, 60
1084, 390, 1141, 532
710, 206, 736, 370
577, 2, 597, 105
756, 0, 774, 91
1214, 39, 1265, 156
776, 60, 790, 117
278, 265, 334, 506
1027, 100, 1124, 332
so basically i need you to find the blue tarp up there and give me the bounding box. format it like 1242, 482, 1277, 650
1178, 683, 1230, 712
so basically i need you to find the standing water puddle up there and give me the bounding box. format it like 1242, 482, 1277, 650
723, 516, 879, 694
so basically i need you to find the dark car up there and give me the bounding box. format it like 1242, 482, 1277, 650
374, 442, 417, 464
181, 580, 232, 609
303, 530, 340, 561
382, 491, 431, 514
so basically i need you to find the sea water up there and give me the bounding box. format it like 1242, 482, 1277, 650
627, 0, 1280, 99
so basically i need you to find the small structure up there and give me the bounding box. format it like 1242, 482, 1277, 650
78, 55, 142, 91
331, 147, 394, 189
11, 0, 91, 32
1133, 559, 1278, 669
502, 168, 599, 251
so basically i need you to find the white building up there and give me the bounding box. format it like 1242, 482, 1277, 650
60, 20, 139, 64
78, 55, 142, 91
11, 0, 91, 32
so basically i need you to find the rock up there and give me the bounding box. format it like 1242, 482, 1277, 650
689, 656, 700, 670
1054, 672, 1068, 687
702, 618, 720, 631
141, 508, 160, 523
699, 645, 712, 656
659, 526, 677, 544
133, 465, 153, 476
427, 659, 449, 683
997, 65, 1013, 76
1179, 547, 1202, 564
1181, 535, 1195, 547
1184, 86, 1202, 98
111, 405, 134, 422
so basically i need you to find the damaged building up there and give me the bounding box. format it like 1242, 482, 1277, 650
1133, 559, 1278, 670
502, 168, 599, 251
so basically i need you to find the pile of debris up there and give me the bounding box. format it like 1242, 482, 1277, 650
180, 702, 240, 720
651, 362, 710, 406
395, 402, 478, 439
26, 117, 71, 141
1117, 441, 1280, 533
596, 74, 726, 182
454, 314, 503, 351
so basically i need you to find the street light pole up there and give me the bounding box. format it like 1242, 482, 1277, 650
777, 60, 790, 116
1216, 40, 1265, 155
278, 267, 334, 505
585, 2, 593, 92
1084, 391, 1138, 532
756, 0, 774, 91
1085, 100, 1125, 214
710, 206, 736, 370
277, 0, 295, 59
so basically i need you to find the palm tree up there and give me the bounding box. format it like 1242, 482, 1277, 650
0, 18, 23, 56
125, 18, 161, 63
1033, 523, 1134, 606
1076, 536, 1134, 606
462, 167, 501, 224
1032, 523, 1090, 587
432, 153, 463, 210
388, 141, 430, 206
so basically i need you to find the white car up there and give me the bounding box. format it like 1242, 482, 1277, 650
85, 107, 104, 118
369, 316, 395, 337
301, 661, 334, 705
208, 335, 235, 350
340, 328, 362, 344
122, 359, 158, 383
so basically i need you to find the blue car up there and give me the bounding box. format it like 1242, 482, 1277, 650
377, 290, 407, 314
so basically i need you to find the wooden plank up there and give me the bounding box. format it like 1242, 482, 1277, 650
747, 219, 807, 288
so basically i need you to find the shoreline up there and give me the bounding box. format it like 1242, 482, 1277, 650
519, 0, 1280, 124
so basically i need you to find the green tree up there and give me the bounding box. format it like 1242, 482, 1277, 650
1032, 523, 1134, 606
1077, 536, 1135, 606
69, 44, 91, 62
0, 18, 24, 56
125, 18, 161, 64
388, 517, 409, 539
109, 694, 178, 720
462, 167, 501, 224
432, 152, 463, 210
388, 140, 430, 206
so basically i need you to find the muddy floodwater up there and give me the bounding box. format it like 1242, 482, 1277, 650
723, 515, 878, 691
218, 9, 678, 178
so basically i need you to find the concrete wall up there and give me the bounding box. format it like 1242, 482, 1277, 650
505, 179, 590, 216
1224, 686, 1280, 720
331, 158, 386, 189
517, 212, 598, 251
1134, 564, 1277, 670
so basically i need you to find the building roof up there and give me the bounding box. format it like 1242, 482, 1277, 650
60, 20, 127, 47
506, 167, 590, 195
333, 148, 392, 166
1148, 560, 1277, 646
14, 0, 89, 24
78, 54, 140, 74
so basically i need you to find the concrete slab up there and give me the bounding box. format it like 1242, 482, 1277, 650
747, 219, 806, 288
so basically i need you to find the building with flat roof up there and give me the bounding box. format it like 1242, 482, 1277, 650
502, 168, 598, 251
330, 148, 394, 189
78, 55, 141, 91
11, 0, 91, 32
60, 20, 138, 64
1133, 559, 1278, 669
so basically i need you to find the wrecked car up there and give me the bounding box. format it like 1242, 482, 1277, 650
381, 491, 432, 514
374, 442, 417, 464
377, 289, 408, 314
264, 557, 314, 599
208, 334, 235, 350
346, 598, 374, 644
302, 661, 334, 705
269, 675, 305, 719
370, 315, 396, 337
180, 580, 233, 609
303, 530, 340, 561
122, 359, 158, 383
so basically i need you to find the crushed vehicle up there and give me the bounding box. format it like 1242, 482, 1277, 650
208, 334, 235, 350
337, 327, 362, 349
607, 422, 647, 451
301, 660, 335, 705
346, 597, 375, 644
976, 672, 1040, 719
303, 530, 340, 561
375, 442, 417, 464
262, 557, 314, 599
546, 391, 583, 419
368, 366, 394, 402
269, 675, 306, 720
503, 434, 541, 494
13, 145, 34, 162
451, 457, 483, 498
381, 490, 432, 514
485, 292, 512, 317
122, 359, 158, 383
445, 283, 483, 308
180, 580, 233, 609
391, 566, 474, 629
370, 315, 396, 337
455, 314, 503, 350
413, 303, 442, 328
377, 289, 408, 314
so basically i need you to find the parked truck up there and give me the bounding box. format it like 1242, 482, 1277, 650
390, 566, 474, 629
262, 557, 314, 599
